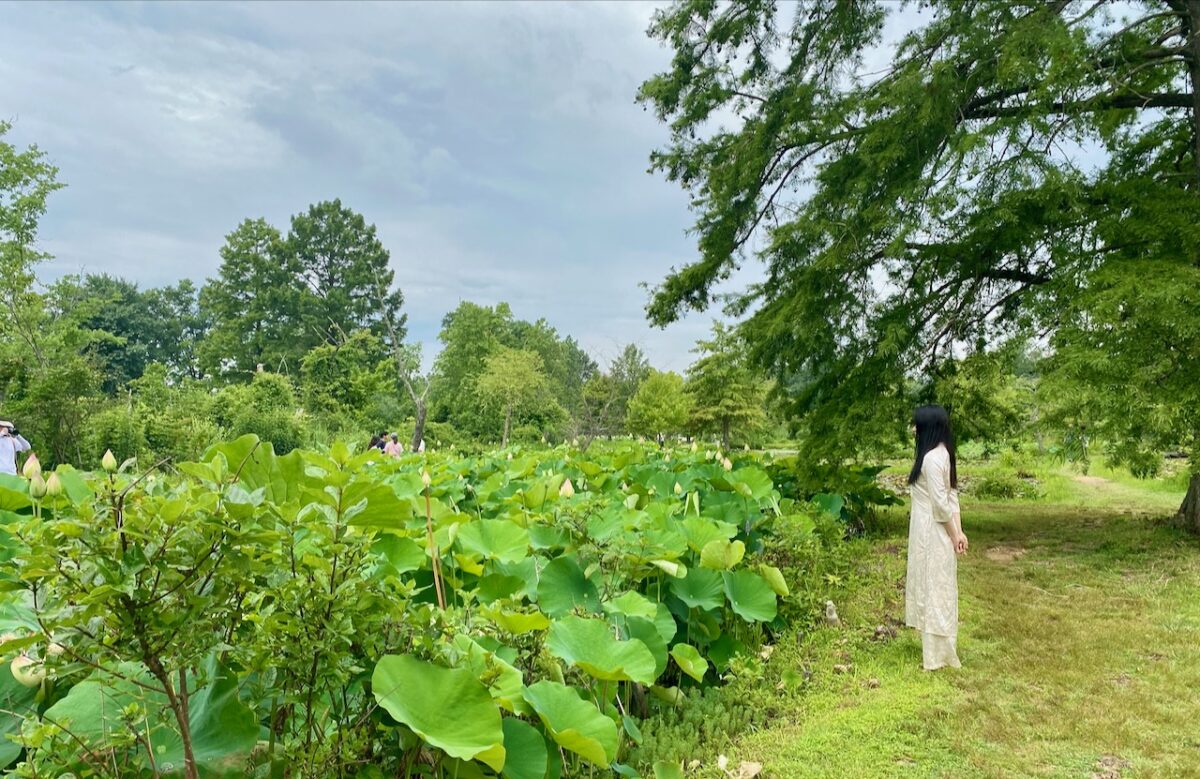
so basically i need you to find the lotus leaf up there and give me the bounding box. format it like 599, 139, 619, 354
372, 654, 505, 770
523, 680, 618, 768
546, 615, 657, 684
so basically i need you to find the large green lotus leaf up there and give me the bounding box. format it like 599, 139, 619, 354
722, 570, 778, 622
501, 718, 548, 779
586, 507, 640, 542
536, 557, 600, 616
528, 524, 572, 550
0, 473, 29, 512
547, 616, 656, 684
680, 516, 737, 553
0, 660, 38, 768
602, 590, 657, 621
344, 480, 415, 529
476, 573, 527, 603
726, 467, 775, 501
372, 654, 505, 771
669, 567, 724, 611
456, 519, 530, 563
700, 492, 749, 525
43, 658, 258, 776
812, 492, 845, 518
707, 634, 748, 671
699, 539, 746, 570
481, 607, 551, 635
452, 635, 530, 715
493, 558, 539, 600
669, 644, 709, 683
624, 616, 668, 679
523, 680, 618, 768
371, 534, 427, 574
649, 559, 687, 578
153, 657, 260, 772
652, 603, 678, 644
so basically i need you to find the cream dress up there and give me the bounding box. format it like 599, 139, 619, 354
905, 445, 961, 670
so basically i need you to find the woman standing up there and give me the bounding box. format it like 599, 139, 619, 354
905, 405, 968, 670
0, 421, 31, 476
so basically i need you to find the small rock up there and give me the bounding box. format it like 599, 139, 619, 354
833, 663, 852, 674
873, 623, 898, 641
866, 677, 880, 688
735, 762, 764, 778
824, 600, 841, 626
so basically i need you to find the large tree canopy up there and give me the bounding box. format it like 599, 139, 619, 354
640, 0, 1200, 524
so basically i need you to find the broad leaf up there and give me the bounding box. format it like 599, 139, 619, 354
546, 616, 657, 685
523, 680, 618, 768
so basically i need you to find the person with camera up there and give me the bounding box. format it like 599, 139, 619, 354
0, 421, 32, 476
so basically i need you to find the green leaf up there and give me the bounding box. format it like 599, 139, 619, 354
602, 590, 658, 621
372, 534, 426, 574
722, 570, 778, 622
482, 607, 551, 635
452, 635, 529, 716
812, 493, 845, 518
653, 761, 686, 779
372, 655, 505, 771
625, 616, 669, 679
669, 567, 724, 611
649, 559, 687, 578
536, 556, 600, 617
757, 564, 790, 597
523, 680, 618, 768
456, 519, 530, 563
727, 467, 775, 500
546, 616, 657, 685
0, 660, 38, 768
501, 718, 548, 779
699, 538, 745, 570
669, 644, 709, 682
680, 516, 736, 553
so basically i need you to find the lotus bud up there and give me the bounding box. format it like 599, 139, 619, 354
420, 469, 432, 489
559, 478, 575, 498
28, 474, 47, 499
744, 443, 750, 451
717, 755, 729, 771
10, 655, 44, 688
22, 453, 41, 480
45, 472, 63, 497
101, 449, 118, 472
674, 482, 683, 496
722, 457, 733, 471
690, 441, 698, 453
571, 438, 578, 447
506, 452, 513, 461
46, 642, 65, 657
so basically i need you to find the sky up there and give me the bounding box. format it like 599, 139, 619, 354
0, 0, 757, 373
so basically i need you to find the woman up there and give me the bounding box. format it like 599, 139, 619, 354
905, 405, 968, 671
0, 421, 31, 476
383, 434, 403, 457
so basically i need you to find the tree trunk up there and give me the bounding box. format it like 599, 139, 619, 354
502, 404, 512, 448
410, 400, 427, 454
1180, 472, 1200, 534
1184, 1, 1200, 190
721, 418, 731, 451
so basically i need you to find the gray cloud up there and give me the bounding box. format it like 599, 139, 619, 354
0, 1, 768, 374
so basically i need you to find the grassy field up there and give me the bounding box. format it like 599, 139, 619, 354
718, 464, 1200, 778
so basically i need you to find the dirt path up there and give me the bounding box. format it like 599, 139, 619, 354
725, 503, 1200, 778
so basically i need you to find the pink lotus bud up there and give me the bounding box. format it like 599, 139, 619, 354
22, 453, 41, 480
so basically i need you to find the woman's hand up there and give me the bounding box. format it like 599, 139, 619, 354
954, 532, 969, 555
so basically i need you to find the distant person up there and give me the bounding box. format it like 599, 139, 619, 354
905, 404, 968, 671
367, 433, 382, 452
0, 422, 32, 476
376, 431, 388, 451
384, 434, 402, 457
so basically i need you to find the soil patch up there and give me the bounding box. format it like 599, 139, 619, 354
984, 545, 1027, 563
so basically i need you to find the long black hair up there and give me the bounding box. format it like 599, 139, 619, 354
907, 404, 957, 488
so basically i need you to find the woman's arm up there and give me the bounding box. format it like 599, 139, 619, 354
13, 435, 30, 453
928, 452, 967, 553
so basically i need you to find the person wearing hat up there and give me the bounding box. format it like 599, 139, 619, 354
0, 422, 31, 476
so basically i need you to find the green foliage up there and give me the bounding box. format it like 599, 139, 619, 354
476, 347, 564, 446
685, 322, 769, 449
638, 0, 1200, 494
626, 370, 692, 444
0, 437, 844, 777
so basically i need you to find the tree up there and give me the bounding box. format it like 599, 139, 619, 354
685, 322, 768, 449
474, 347, 559, 447
431, 301, 512, 434
609, 343, 651, 433
640, 1, 1200, 528
198, 218, 300, 379
570, 373, 622, 450
626, 370, 692, 445
286, 199, 405, 349
299, 330, 390, 425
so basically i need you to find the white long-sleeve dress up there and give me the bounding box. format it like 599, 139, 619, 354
905, 445, 961, 670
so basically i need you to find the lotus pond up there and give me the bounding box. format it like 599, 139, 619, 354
0, 437, 839, 777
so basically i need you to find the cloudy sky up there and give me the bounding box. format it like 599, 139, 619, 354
1, 1, 756, 372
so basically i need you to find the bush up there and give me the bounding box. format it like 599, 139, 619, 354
973, 470, 1045, 500
82, 404, 147, 467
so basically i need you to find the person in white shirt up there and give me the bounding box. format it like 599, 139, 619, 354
0, 421, 31, 476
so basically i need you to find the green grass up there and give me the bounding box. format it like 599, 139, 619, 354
715, 466, 1200, 778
